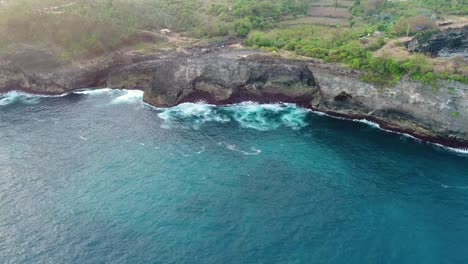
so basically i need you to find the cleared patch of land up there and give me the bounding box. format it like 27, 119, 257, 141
310, 0, 354, 7
308, 7, 352, 18
280, 16, 349, 27
298, 0, 352, 27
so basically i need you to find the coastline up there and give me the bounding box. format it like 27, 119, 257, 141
1, 47, 467, 151
2, 87, 467, 153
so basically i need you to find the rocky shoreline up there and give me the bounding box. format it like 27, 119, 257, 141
1, 47, 467, 149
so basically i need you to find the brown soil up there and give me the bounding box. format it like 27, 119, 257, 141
308, 7, 352, 18
280, 16, 349, 27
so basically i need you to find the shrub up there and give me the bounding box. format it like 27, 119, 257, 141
366, 37, 386, 51
392, 16, 437, 36
235, 19, 253, 37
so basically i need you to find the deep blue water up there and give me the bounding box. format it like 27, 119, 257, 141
1, 89, 468, 264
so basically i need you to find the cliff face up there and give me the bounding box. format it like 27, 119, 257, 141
309, 64, 468, 147
140, 52, 317, 106
0, 47, 467, 147
0, 48, 318, 106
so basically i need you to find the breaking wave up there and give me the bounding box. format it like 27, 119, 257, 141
0, 91, 41, 106
219, 142, 262, 155
73, 88, 114, 95
109, 90, 144, 105
1, 89, 466, 155
157, 102, 310, 131
311, 110, 468, 155
73, 88, 144, 105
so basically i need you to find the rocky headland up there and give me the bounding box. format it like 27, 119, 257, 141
0, 46, 467, 149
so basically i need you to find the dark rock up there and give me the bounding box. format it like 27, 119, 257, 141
334, 91, 353, 102
406, 26, 468, 58
142, 52, 317, 106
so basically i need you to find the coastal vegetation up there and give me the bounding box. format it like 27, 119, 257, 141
0, 0, 466, 85
245, 25, 467, 85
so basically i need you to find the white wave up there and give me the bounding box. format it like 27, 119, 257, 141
158, 102, 230, 129
434, 144, 468, 155
109, 90, 144, 105
79, 135, 88, 141
0, 91, 41, 106
355, 119, 381, 129
224, 143, 262, 155
157, 102, 310, 131
227, 102, 280, 131
312, 110, 467, 155
73, 88, 144, 105
73, 88, 113, 95
228, 102, 309, 131
158, 102, 214, 120
440, 184, 468, 189
281, 107, 310, 130
195, 146, 206, 154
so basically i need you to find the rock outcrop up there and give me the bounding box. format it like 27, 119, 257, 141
0, 48, 318, 106
140, 52, 317, 106
309, 63, 468, 148
1, 47, 467, 148
406, 26, 468, 58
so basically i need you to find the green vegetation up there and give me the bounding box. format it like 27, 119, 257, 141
245, 25, 467, 85
0, 0, 204, 57
0, 0, 466, 86
0, 0, 309, 55
351, 0, 467, 35
208, 0, 309, 37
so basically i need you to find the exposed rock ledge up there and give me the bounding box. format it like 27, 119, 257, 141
0, 47, 467, 148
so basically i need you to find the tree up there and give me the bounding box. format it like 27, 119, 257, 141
234, 18, 252, 37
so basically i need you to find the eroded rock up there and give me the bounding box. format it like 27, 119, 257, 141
406, 26, 468, 58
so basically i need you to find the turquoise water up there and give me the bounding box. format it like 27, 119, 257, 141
1, 89, 467, 263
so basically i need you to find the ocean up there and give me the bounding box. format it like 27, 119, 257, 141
1, 89, 467, 263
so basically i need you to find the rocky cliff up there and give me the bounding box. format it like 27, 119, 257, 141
0, 48, 318, 106
309, 63, 468, 148
406, 26, 468, 58
0, 47, 467, 148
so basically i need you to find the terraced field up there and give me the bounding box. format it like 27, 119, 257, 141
280, 16, 349, 27
310, 0, 354, 7
308, 7, 352, 19
281, 0, 353, 28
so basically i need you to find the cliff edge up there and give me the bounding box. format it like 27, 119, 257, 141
0, 47, 467, 148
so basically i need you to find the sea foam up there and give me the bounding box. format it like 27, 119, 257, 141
73, 88, 144, 105
109, 90, 144, 105
0, 91, 41, 106
157, 102, 310, 131
73, 88, 114, 95
311, 110, 468, 156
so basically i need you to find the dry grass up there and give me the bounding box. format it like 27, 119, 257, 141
374, 37, 468, 76
439, 16, 468, 29
280, 16, 349, 27
374, 37, 412, 60
308, 7, 352, 19
310, 0, 354, 7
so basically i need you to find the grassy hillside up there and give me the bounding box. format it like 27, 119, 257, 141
0, 0, 310, 56
245, 0, 467, 85
0, 0, 466, 85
